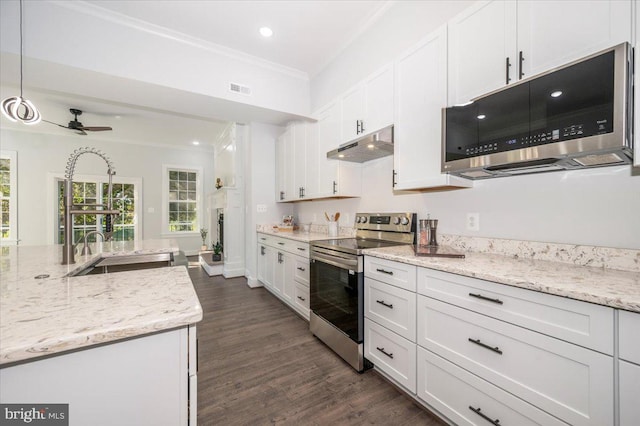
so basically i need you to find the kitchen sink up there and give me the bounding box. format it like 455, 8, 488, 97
67, 252, 184, 276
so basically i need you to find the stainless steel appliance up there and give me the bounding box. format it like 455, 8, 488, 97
309, 212, 416, 372
442, 43, 633, 179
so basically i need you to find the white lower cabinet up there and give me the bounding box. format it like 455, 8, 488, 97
619, 360, 640, 426
417, 347, 568, 426
257, 233, 310, 321
417, 295, 613, 426
365, 320, 416, 393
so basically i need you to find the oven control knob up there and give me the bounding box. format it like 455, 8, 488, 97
393, 217, 401, 225
400, 217, 409, 225
355, 216, 361, 223
360, 216, 367, 223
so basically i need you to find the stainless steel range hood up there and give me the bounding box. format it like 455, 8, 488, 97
327, 125, 394, 163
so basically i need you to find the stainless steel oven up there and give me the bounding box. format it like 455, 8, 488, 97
310, 212, 415, 372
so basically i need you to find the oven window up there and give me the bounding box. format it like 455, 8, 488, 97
310, 258, 363, 343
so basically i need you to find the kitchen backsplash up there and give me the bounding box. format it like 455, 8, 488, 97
441, 235, 640, 273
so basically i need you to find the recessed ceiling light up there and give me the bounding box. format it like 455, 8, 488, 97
551, 90, 563, 98
338, 154, 344, 158
259, 27, 273, 38
477, 114, 486, 120
367, 144, 375, 149
114, 115, 122, 119
192, 141, 200, 146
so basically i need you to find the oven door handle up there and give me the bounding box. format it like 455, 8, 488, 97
311, 252, 359, 271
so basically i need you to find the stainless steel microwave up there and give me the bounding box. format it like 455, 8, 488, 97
442, 43, 633, 179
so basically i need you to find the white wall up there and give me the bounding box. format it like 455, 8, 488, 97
310, 0, 473, 111
244, 122, 293, 285
294, 157, 640, 249
1, 129, 214, 252
0, 0, 310, 117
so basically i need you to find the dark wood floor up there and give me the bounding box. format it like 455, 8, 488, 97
187, 262, 446, 426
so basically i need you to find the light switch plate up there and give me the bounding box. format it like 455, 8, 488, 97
256, 204, 267, 213
466, 213, 480, 231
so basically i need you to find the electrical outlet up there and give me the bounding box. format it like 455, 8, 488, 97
256, 204, 267, 213
466, 213, 480, 231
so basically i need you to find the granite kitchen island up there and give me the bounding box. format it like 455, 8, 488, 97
0, 240, 202, 426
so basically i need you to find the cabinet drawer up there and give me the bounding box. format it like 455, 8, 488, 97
417, 295, 613, 426
365, 320, 416, 393
291, 241, 310, 258
365, 278, 416, 341
417, 347, 568, 426
293, 282, 310, 320
619, 360, 640, 426
365, 257, 416, 291
619, 310, 640, 364
293, 257, 310, 285
257, 233, 273, 246
417, 268, 614, 354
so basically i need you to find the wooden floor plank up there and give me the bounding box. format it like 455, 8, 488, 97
188, 264, 446, 426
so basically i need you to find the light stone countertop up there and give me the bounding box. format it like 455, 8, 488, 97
364, 245, 640, 313
0, 240, 203, 365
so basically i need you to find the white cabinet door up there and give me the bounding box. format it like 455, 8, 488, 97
619, 360, 640, 426
417, 295, 614, 426
291, 122, 307, 200
281, 251, 295, 304
272, 250, 286, 295
517, 0, 631, 79
258, 244, 275, 290
363, 64, 394, 135
340, 85, 366, 143
304, 121, 319, 199
315, 102, 363, 198
619, 309, 640, 364
275, 131, 288, 201
417, 347, 568, 426
394, 26, 473, 190
448, 0, 517, 105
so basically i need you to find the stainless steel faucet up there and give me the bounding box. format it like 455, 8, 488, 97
75, 230, 106, 256
62, 147, 120, 265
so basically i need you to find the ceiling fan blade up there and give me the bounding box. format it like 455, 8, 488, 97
79, 126, 112, 132
76, 129, 88, 136
42, 119, 71, 129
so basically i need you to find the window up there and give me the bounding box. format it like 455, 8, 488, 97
54, 177, 139, 244
163, 166, 202, 234
0, 151, 17, 245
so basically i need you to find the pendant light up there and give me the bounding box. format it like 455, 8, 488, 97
1, 0, 41, 125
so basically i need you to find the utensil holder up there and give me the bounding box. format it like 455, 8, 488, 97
328, 222, 338, 237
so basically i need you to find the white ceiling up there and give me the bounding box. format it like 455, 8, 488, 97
1, 0, 393, 147
84, 0, 391, 76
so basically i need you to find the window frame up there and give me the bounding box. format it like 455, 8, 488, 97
162, 164, 203, 237
0, 151, 18, 245
46, 173, 142, 245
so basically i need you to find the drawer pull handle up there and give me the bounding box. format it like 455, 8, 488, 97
376, 300, 393, 309
376, 268, 394, 275
376, 346, 394, 359
468, 338, 503, 355
469, 406, 500, 425
297, 267, 306, 272
297, 296, 306, 301
297, 247, 307, 251
469, 293, 504, 305
260, 238, 266, 241
278, 242, 285, 246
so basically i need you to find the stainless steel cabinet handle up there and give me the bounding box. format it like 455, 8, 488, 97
297, 295, 306, 301
392, 170, 397, 187
469, 406, 500, 426
333, 180, 337, 194
468, 338, 502, 355
519, 50, 525, 79
356, 120, 361, 134
297, 247, 306, 251
297, 267, 306, 272
278, 242, 285, 246
468, 292, 503, 305
376, 300, 393, 309
376, 346, 394, 359
360, 120, 365, 133
280, 191, 285, 200
376, 268, 393, 275
277, 252, 283, 263
260, 246, 265, 255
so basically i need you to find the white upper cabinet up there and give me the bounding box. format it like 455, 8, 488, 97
393, 26, 472, 191
340, 64, 394, 144
275, 127, 290, 202
292, 122, 308, 200
315, 102, 362, 198
448, 0, 632, 106
448, 1, 517, 106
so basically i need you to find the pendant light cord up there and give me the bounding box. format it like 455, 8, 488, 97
19, 0, 24, 98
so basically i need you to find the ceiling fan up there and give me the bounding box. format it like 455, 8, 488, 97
44, 108, 113, 135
